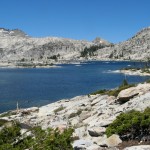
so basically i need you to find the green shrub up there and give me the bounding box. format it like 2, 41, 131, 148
0, 111, 16, 118
0, 119, 8, 127
146, 79, 150, 83
107, 84, 135, 97
0, 122, 21, 146
47, 54, 60, 61
119, 79, 128, 87
90, 89, 107, 95
80, 45, 106, 57
54, 106, 65, 114
32, 127, 74, 150
90, 84, 134, 97
68, 109, 82, 119
0, 121, 74, 150
106, 108, 150, 140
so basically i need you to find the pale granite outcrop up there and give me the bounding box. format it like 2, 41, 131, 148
1, 82, 150, 149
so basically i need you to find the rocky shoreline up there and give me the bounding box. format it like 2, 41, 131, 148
0, 62, 62, 68
120, 69, 150, 76
1, 82, 150, 149
0, 59, 144, 68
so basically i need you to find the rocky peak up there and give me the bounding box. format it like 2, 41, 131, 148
10, 29, 28, 37
129, 27, 150, 41
137, 26, 150, 35
92, 37, 112, 46
0, 28, 28, 37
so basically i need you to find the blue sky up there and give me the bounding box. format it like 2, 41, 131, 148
0, 0, 150, 43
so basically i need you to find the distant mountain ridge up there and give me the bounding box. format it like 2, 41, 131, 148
0, 28, 112, 67
95, 27, 150, 61
0, 27, 150, 67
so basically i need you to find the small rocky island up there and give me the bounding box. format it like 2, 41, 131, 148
0, 81, 150, 149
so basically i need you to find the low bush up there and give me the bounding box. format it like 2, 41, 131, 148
106, 108, 150, 141
0, 121, 74, 150
107, 84, 135, 97
54, 106, 65, 114
68, 109, 82, 119
146, 79, 150, 83
90, 84, 134, 97
0, 119, 8, 127
0, 111, 16, 118
31, 127, 74, 150
90, 89, 107, 95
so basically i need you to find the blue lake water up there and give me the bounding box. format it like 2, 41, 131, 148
0, 61, 149, 113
